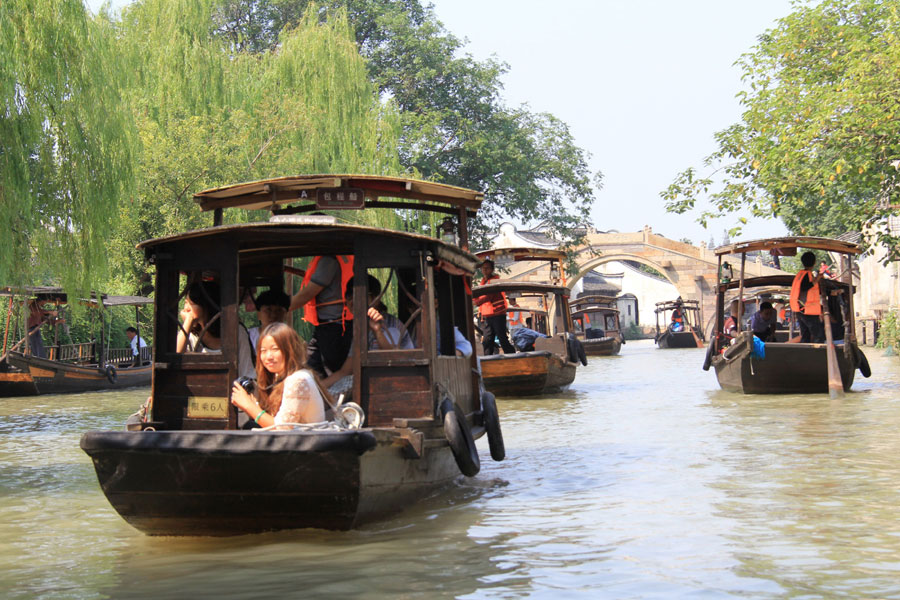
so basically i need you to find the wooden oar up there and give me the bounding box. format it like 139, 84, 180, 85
690, 327, 704, 348
819, 284, 843, 399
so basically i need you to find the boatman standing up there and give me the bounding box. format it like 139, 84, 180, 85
473, 259, 515, 355
289, 255, 354, 378
125, 327, 148, 366
790, 251, 826, 343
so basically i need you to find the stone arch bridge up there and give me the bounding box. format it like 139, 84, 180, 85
499, 226, 784, 331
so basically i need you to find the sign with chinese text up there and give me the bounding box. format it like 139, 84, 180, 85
187, 396, 229, 419
316, 187, 365, 210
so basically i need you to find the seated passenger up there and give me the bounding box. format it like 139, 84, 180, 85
511, 326, 549, 352
723, 299, 743, 340
321, 275, 414, 393
670, 299, 685, 332
749, 301, 778, 342
231, 322, 329, 428
177, 280, 255, 378
247, 288, 290, 351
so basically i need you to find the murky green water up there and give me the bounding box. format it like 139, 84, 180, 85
2, 339, 900, 599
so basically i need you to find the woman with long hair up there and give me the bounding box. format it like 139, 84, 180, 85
230, 322, 330, 428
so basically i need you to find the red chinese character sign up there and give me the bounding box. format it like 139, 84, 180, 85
316, 188, 365, 210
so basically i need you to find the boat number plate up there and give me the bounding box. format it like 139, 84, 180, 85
187, 396, 229, 419
316, 187, 365, 210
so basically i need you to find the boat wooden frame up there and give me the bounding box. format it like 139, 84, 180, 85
654, 298, 704, 349
570, 294, 624, 356
472, 249, 583, 396
704, 236, 869, 395
0, 287, 152, 396
81, 175, 505, 535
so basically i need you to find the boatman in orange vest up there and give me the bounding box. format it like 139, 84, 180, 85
473, 259, 515, 355
789, 251, 825, 343
289, 255, 354, 377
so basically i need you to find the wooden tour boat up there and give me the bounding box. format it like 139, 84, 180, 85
570, 294, 624, 356
0, 287, 152, 397
654, 298, 704, 348
473, 248, 587, 396
703, 237, 871, 396
81, 175, 506, 535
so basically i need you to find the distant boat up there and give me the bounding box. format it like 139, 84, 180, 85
473, 248, 586, 396
0, 287, 152, 396
654, 299, 704, 349
703, 236, 870, 396
570, 294, 624, 356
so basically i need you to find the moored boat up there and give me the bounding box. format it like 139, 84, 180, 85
473, 248, 586, 396
654, 298, 704, 348
0, 287, 152, 396
80, 175, 505, 535
570, 294, 624, 356
703, 237, 871, 396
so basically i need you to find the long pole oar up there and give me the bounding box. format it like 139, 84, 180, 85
819, 282, 843, 399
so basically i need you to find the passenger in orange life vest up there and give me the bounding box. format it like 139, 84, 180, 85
473, 259, 515, 355
506, 297, 526, 330
670, 297, 685, 332
289, 255, 354, 378
790, 251, 826, 343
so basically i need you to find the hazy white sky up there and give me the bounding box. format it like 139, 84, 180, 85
86, 0, 799, 245
427, 0, 797, 245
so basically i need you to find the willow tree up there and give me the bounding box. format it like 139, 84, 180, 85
663, 0, 900, 259
102, 1, 403, 288
0, 0, 135, 292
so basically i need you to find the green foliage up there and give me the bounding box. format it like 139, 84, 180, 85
876, 309, 900, 355
205, 0, 600, 249
663, 0, 900, 259
1, 0, 136, 295
104, 1, 403, 286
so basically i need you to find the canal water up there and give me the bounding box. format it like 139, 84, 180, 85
2, 339, 900, 599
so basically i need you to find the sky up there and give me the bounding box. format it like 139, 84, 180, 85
426, 0, 797, 246
86, 0, 799, 246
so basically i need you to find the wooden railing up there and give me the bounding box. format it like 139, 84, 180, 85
44, 343, 152, 366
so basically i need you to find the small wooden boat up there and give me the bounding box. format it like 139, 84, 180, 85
654, 299, 704, 348
473, 248, 586, 396
703, 237, 871, 396
0, 287, 152, 396
81, 175, 505, 535
570, 294, 624, 356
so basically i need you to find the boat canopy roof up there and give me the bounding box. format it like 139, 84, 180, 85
138, 220, 480, 275
655, 299, 700, 311
572, 305, 619, 317
473, 281, 570, 297
715, 236, 861, 257
719, 274, 854, 293
475, 247, 566, 263
571, 294, 617, 308
193, 174, 483, 215
0, 286, 152, 307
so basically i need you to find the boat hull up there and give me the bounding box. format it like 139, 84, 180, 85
1, 352, 150, 396
80, 429, 464, 535
480, 351, 576, 396
581, 337, 621, 356
656, 330, 701, 349
712, 341, 859, 394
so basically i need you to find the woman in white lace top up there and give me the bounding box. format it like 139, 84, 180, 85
230, 322, 329, 428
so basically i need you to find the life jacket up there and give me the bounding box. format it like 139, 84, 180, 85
671, 310, 684, 325
790, 270, 821, 316
302, 255, 355, 326
475, 273, 507, 317
507, 310, 525, 328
